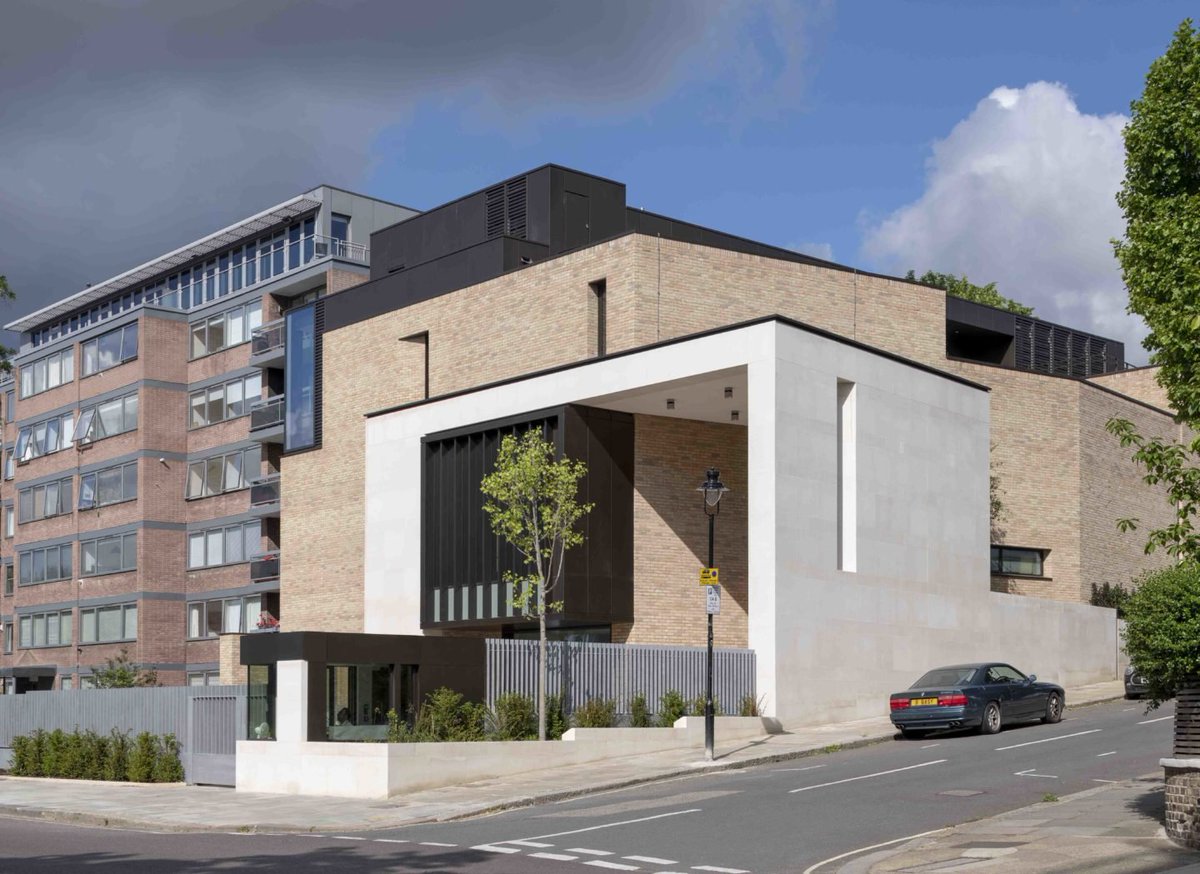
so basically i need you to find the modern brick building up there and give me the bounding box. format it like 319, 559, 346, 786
2, 164, 1176, 703
0, 187, 415, 691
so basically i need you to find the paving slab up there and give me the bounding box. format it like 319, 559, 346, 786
0, 679, 1125, 834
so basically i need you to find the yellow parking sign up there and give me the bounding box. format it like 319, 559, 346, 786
699, 567, 719, 586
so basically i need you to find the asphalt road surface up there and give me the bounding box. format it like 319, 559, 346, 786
0, 698, 1173, 874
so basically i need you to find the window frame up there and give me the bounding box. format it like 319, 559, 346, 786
186, 520, 261, 570
188, 300, 263, 360
188, 374, 262, 429
18, 609, 73, 649
989, 545, 1047, 578
79, 461, 137, 511
18, 476, 74, 523
185, 446, 260, 500
186, 593, 264, 639
19, 348, 75, 399
81, 322, 139, 378
78, 602, 137, 645
18, 543, 73, 585
74, 391, 138, 445
15, 411, 75, 462
79, 532, 137, 577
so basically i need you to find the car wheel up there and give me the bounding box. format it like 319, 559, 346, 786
1042, 693, 1063, 724
899, 727, 928, 740
980, 701, 1002, 735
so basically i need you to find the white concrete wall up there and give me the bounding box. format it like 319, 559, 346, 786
237, 717, 778, 798
760, 323, 1117, 725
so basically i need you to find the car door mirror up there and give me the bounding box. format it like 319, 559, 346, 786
1026, 674, 1037, 684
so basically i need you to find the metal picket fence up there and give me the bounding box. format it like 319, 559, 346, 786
0, 685, 246, 785
486, 639, 756, 716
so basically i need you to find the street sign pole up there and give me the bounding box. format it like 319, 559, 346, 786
705, 512, 715, 762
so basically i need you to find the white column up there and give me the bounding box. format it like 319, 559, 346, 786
746, 342, 778, 718
275, 659, 309, 742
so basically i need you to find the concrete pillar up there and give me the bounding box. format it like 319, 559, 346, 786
275, 660, 309, 742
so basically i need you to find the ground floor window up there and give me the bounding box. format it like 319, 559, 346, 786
512, 625, 612, 643
247, 664, 275, 740
326, 664, 397, 741
990, 545, 1046, 577
187, 671, 221, 686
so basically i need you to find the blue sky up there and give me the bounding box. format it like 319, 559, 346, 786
3, 1, 1194, 361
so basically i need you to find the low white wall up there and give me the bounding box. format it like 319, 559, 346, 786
236, 716, 780, 799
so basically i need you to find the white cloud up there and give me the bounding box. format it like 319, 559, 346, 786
790, 241, 834, 261
862, 82, 1147, 363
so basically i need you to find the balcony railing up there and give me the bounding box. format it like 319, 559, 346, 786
250, 551, 280, 583
250, 475, 280, 507
251, 319, 285, 357
250, 395, 285, 431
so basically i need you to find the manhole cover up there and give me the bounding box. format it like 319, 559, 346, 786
938, 789, 984, 797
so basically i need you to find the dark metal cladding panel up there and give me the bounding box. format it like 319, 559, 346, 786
525, 167, 553, 245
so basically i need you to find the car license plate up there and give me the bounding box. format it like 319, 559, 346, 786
910, 697, 938, 706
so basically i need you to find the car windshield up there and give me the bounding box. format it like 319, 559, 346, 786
912, 667, 977, 688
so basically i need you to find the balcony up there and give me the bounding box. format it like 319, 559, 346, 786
249, 475, 281, 518
250, 551, 280, 583
249, 319, 285, 369
249, 394, 284, 444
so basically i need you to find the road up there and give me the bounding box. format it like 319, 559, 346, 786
0, 698, 1173, 874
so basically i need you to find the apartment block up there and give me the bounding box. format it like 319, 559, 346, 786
0, 187, 415, 691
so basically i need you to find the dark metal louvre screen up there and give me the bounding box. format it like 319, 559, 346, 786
1013, 315, 1114, 377
313, 299, 324, 449
484, 178, 528, 240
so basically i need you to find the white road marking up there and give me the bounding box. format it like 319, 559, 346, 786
790, 759, 947, 793
585, 861, 640, 871
507, 840, 555, 847
1122, 707, 1136, 712
532, 852, 580, 861
773, 765, 826, 772
331, 835, 366, 841
515, 808, 703, 842
1015, 768, 1058, 779
1094, 779, 1120, 784
994, 729, 1101, 751
692, 866, 751, 873
373, 838, 409, 844
920, 743, 940, 749
625, 856, 678, 865
419, 841, 457, 847
1097, 751, 1117, 757
569, 848, 615, 856
473, 844, 521, 854
1138, 715, 1172, 725
801, 828, 952, 873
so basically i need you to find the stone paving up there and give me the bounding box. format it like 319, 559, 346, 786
0, 680, 1126, 834
838, 775, 1200, 873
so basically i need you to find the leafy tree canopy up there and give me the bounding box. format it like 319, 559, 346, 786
0, 276, 16, 374
1114, 19, 1200, 425
91, 648, 158, 689
905, 270, 1034, 315
1123, 562, 1200, 707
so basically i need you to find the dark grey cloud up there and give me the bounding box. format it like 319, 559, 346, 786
0, 0, 810, 330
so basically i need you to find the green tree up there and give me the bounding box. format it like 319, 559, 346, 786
1123, 562, 1200, 707
1113, 20, 1200, 425
0, 276, 18, 373
905, 270, 1034, 315
481, 430, 592, 741
91, 647, 158, 688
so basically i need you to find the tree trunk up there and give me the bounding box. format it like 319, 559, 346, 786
538, 610, 547, 742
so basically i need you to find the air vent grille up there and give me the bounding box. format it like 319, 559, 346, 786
485, 185, 506, 239
484, 177, 528, 240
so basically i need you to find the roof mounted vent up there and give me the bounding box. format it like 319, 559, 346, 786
485, 177, 528, 240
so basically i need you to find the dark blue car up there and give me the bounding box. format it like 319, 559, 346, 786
889, 662, 1064, 739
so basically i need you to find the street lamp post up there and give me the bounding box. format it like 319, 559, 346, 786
698, 468, 728, 762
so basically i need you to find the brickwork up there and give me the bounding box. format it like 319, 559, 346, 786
616, 415, 748, 647
1165, 765, 1200, 849
1088, 366, 1171, 411
218, 633, 247, 685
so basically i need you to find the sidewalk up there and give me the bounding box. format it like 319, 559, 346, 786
834, 775, 1200, 873
0, 679, 1125, 834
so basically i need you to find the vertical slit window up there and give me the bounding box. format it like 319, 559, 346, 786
837, 380, 857, 572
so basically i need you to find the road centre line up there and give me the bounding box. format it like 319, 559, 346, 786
507, 840, 554, 847
1094, 779, 1120, 784
331, 836, 366, 841
1138, 715, 1173, 725
790, 760, 947, 793
774, 764, 826, 772
801, 828, 952, 874
585, 862, 639, 871
473, 844, 521, 853
516, 808, 703, 842
419, 841, 457, 847
692, 867, 751, 873
1097, 751, 1117, 757
532, 852, 580, 861
994, 729, 1101, 751
920, 743, 940, 749
625, 856, 678, 865
568, 848, 615, 855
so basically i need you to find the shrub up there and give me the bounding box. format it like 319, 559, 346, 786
10, 732, 38, 776
630, 693, 651, 728
573, 698, 616, 728
414, 687, 487, 742
490, 693, 537, 740
104, 730, 130, 781
81, 731, 108, 781
1091, 582, 1132, 618
152, 734, 184, 783
688, 696, 722, 717
127, 732, 158, 782
658, 690, 687, 727
738, 694, 764, 718
545, 693, 568, 740
1123, 562, 1200, 706
42, 729, 69, 778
